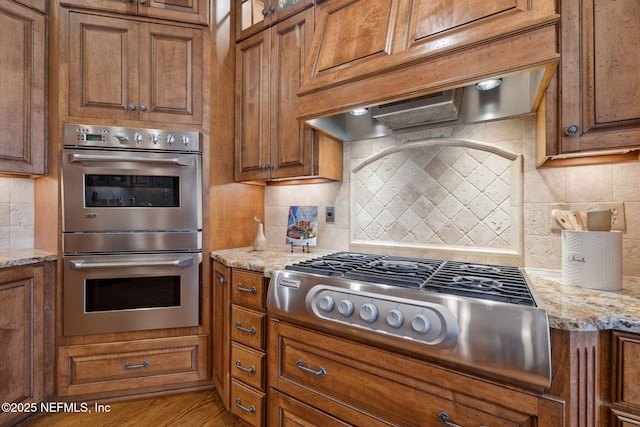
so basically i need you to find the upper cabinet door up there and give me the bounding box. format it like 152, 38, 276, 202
0, 0, 46, 175
558, 0, 640, 153
139, 0, 209, 25
235, 0, 314, 41
68, 12, 203, 125
138, 22, 203, 125
68, 13, 139, 121
61, 0, 209, 24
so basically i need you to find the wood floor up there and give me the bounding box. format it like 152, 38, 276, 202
19, 389, 243, 427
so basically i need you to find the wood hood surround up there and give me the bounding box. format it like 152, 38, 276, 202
297, 0, 560, 122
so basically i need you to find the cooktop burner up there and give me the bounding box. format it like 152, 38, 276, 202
285, 253, 536, 306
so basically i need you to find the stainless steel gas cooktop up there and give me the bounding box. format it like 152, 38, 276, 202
267, 252, 551, 389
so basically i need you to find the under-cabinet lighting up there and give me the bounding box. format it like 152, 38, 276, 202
550, 148, 635, 160
475, 78, 502, 91
349, 108, 369, 116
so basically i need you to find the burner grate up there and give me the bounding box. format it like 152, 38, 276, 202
344, 256, 445, 289
427, 261, 536, 306
285, 252, 383, 277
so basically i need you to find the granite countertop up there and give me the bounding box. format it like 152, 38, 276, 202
0, 249, 57, 269
211, 246, 640, 333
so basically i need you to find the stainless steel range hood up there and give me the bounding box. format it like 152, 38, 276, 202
306, 67, 548, 142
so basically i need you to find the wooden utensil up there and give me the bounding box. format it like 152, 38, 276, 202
552, 209, 574, 230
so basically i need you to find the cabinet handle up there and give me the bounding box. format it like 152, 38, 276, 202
269, 5, 275, 12
296, 360, 327, 377
261, 8, 268, 16
123, 361, 150, 370
127, 103, 136, 111
139, 104, 147, 111
267, 164, 275, 170
236, 284, 257, 294
235, 322, 256, 334
259, 164, 267, 171
235, 360, 256, 374
564, 124, 580, 136
218, 276, 227, 285
235, 398, 256, 413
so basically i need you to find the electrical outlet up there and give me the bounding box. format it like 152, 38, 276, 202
599, 202, 625, 231
326, 206, 335, 223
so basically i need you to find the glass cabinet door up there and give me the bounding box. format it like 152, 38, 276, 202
236, 0, 313, 41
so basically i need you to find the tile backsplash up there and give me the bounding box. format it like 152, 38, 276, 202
0, 177, 35, 250
265, 114, 640, 276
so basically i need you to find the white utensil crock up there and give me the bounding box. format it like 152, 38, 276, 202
561, 230, 622, 291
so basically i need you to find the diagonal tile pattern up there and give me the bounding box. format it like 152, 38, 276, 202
352, 144, 516, 251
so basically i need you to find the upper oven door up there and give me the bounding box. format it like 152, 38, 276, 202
62, 148, 201, 233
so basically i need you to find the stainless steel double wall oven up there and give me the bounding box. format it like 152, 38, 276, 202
61, 123, 202, 336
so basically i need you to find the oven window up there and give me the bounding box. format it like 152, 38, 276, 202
84, 175, 179, 207
85, 276, 181, 312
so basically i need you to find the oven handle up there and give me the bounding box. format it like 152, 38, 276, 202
67, 153, 194, 166
70, 257, 195, 270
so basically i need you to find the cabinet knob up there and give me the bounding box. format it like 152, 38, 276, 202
259, 164, 267, 171
262, 8, 268, 16
564, 124, 580, 136
218, 276, 226, 285
269, 5, 276, 12
127, 103, 136, 111
139, 104, 147, 111
138, 0, 146, 4
267, 164, 274, 170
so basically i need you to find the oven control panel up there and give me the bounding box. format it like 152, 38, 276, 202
63, 123, 201, 153
308, 285, 459, 349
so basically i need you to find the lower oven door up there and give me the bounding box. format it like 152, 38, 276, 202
63, 252, 200, 336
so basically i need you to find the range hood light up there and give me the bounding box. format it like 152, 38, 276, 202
475, 78, 502, 91
349, 108, 369, 116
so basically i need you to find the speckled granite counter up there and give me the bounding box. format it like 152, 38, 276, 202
0, 249, 57, 269
211, 247, 640, 333
211, 246, 336, 277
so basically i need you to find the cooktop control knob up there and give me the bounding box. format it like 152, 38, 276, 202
411, 314, 431, 334
337, 299, 354, 316
359, 303, 378, 323
386, 309, 404, 328
150, 134, 159, 144
167, 135, 175, 145
134, 133, 143, 143
318, 295, 335, 312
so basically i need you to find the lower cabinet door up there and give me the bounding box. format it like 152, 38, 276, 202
269, 389, 361, 427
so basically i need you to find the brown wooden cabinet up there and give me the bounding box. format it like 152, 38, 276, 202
537, 0, 640, 166
56, 335, 208, 396
67, 12, 203, 125
235, 0, 314, 41
212, 261, 231, 409
235, 7, 343, 182
228, 269, 268, 426
60, 0, 209, 25
0, 263, 53, 427
300, 0, 557, 99
609, 331, 640, 426
269, 320, 564, 427
0, 0, 46, 176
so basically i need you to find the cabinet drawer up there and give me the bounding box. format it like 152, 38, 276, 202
615, 332, 640, 409
57, 335, 207, 396
272, 323, 533, 427
231, 305, 266, 350
231, 378, 265, 427
231, 342, 265, 390
231, 270, 266, 310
